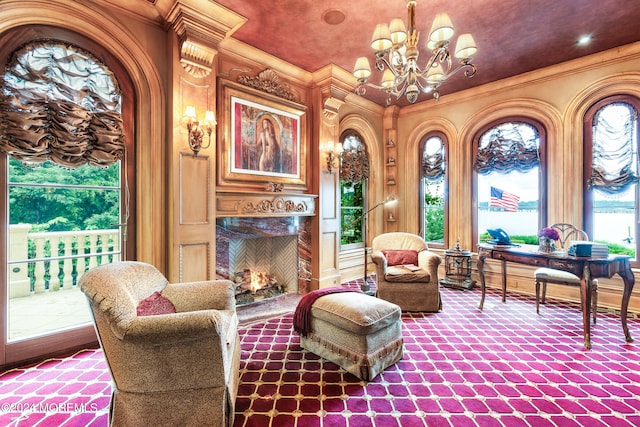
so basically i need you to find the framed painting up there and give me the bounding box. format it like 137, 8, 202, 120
219, 80, 307, 189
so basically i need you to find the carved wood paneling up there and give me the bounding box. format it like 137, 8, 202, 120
180, 153, 210, 224
216, 192, 316, 217
179, 242, 209, 282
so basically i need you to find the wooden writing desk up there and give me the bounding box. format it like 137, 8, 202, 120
477, 243, 635, 349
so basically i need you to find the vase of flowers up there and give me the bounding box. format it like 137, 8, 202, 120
538, 227, 559, 253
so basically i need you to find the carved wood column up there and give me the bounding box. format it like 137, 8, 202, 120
310, 71, 351, 290
163, 3, 245, 282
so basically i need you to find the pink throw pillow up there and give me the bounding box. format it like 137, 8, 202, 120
382, 249, 419, 266
136, 291, 176, 316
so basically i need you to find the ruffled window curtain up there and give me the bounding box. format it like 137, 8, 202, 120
0, 40, 125, 168
589, 102, 639, 195
474, 122, 540, 175
422, 136, 445, 181
340, 133, 370, 184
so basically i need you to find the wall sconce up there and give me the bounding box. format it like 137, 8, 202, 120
181, 106, 216, 156
321, 141, 343, 173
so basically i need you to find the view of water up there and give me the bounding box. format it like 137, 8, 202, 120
479, 210, 636, 249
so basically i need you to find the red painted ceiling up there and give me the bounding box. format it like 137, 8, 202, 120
214, 0, 640, 106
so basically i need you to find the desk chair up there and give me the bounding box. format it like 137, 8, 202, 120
534, 223, 598, 323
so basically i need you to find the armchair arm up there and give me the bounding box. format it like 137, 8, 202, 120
371, 249, 388, 278
120, 309, 236, 345
371, 250, 387, 268
417, 250, 442, 282
162, 279, 235, 312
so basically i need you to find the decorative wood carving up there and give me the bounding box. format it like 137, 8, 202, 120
237, 69, 296, 101
216, 192, 317, 217
265, 182, 285, 192
242, 198, 306, 215
180, 40, 215, 78
322, 97, 343, 121
165, 2, 245, 78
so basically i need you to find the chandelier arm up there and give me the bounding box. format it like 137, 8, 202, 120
375, 54, 402, 75
442, 62, 478, 81
361, 81, 404, 98
462, 63, 478, 79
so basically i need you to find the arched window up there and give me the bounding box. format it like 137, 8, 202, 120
584, 96, 639, 267
420, 133, 447, 247
0, 38, 133, 344
473, 120, 546, 248
339, 132, 370, 248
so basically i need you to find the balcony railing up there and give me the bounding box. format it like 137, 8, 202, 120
8, 224, 120, 298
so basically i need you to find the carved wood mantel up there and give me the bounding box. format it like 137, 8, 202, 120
216, 191, 317, 217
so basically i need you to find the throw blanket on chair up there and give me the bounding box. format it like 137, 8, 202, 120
293, 287, 362, 337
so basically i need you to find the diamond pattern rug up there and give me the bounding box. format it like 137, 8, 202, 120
1, 286, 639, 426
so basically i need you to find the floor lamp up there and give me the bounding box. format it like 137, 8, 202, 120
359, 195, 398, 293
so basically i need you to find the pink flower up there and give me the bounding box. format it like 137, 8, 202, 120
538, 227, 559, 241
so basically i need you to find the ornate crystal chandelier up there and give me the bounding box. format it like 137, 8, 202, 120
353, 0, 478, 105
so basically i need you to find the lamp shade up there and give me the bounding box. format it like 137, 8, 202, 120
380, 69, 396, 88
454, 33, 477, 59
353, 57, 372, 80
389, 18, 407, 45
426, 64, 445, 84
370, 23, 393, 52
183, 106, 197, 120
429, 13, 454, 44
203, 110, 216, 126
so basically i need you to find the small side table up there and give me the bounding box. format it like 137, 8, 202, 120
440, 240, 476, 290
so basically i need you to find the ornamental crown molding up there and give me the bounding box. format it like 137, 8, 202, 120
237, 69, 296, 101
165, 1, 245, 78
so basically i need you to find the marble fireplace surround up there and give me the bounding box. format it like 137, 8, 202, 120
215, 191, 317, 297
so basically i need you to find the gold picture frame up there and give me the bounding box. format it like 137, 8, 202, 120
218, 79, 307, 189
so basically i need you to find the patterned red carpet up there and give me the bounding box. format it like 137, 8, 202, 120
1, 286, 639, 426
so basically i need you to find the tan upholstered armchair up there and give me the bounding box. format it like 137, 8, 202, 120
79, 261, 240, 427
371, 232, 442, 312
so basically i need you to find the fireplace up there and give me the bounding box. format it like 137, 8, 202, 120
216, 219, 301, 305
215, 190, 316, 306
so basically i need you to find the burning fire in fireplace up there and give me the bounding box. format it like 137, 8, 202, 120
233, 269, 286, 306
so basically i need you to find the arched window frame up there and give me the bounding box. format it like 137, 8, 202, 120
419, 131, 448, 248
0, 25, 137, 365
339, 131, 370, 250
472, 117, 547, 250
0, 30, 136, 258
583, 95, 640, 268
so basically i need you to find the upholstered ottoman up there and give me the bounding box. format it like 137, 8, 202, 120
297, 291, 403, 381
